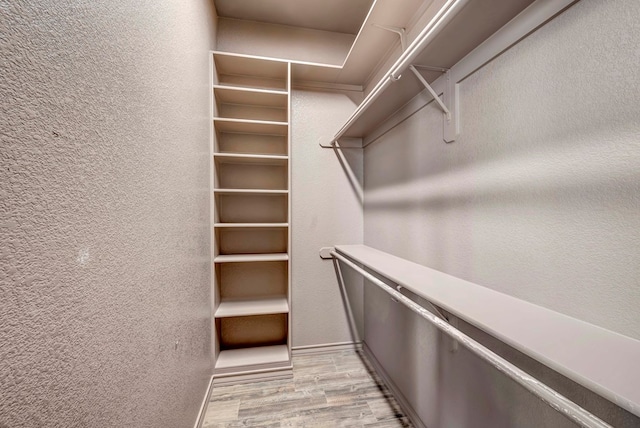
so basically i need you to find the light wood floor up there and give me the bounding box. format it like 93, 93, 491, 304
203, 348, 413, 427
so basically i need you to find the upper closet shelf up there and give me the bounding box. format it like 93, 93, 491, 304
213, 51, 289, 91
328, 0, 538, 145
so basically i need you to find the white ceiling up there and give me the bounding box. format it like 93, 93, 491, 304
214, 0, 375, 35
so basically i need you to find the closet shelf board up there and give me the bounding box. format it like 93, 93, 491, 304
214, 86, 288, 108
215, 344, 290, 370
213, 118, 288, 135
215, 296, 289, 318
214, 153, 288, 165
213, 189, 289, 195
214, 223, 289, 228
214, 253, 289, 263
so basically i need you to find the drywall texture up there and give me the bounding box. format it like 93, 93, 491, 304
291, 90, 364, 349
363, 0, 640, 427
0, 1, 216, 427
216, 18, 355, 66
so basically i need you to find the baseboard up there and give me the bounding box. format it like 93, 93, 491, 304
193, 375, 214, 428
292, 341, 362, 355
213, 366, 293, 386
362, 343, 427, 428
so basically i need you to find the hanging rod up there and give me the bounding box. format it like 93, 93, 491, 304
325, 0, 469, 147
330, 250, 612, 428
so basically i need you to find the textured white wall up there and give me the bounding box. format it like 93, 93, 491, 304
363, 0, 640, 426
0, 1, 217, 427
216, 18, 355, 65
291, 90, 364, 348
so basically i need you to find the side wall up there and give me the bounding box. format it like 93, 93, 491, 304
363, 0, 640, 426
291, 90, 364, 349
0, 1, 217, 427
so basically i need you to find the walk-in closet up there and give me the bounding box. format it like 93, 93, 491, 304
2, 0, 639, 427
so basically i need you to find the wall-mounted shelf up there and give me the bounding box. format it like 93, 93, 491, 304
213, 253, 289, 263
213, 118, 288, 135
214, 153, 288, 165
215, 296, 289, 318
215, 345, 290, 371
213, 189, 289, 195
214, 223, 289, 228
327, 0, 538, 145
334, 245, 640, 419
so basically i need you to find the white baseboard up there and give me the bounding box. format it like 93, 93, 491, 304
213, 366, 293, 386
362, 343, 427, 428
193, 375, 214, 428
292, 341, 362, 355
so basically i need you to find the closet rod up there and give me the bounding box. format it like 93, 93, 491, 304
328, 0, 469, 147
330, 251, 612, 428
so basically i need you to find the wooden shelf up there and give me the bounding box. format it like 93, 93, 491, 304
213, 52, 288, 91
215, 296, 289, 318
333, 0, 536, 141
214, 189, 289, 195
214, 86, 287, 108
214, 223, 288, 228
215, 344, 290, 370
335, 245, 640, 417
214, 153, 288, 166
214, 253, 289, 263
213, 118, 288, 135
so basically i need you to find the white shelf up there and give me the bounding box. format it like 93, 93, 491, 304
214, 85, 288, 108
215, 296, 289, 318
214, 253, 289, 263
214, 189, 289, 195
213, 118, 288, 135
214, 223, 288, 228
215, 344, 290, 370
335, 245, 640, 418
332, 0, 537, 141
214, 152, 288, 165
213, 52, 289, 91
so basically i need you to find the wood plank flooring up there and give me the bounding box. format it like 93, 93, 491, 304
203, 349, 413, 427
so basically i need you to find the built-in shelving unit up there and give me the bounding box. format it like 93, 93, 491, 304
211, 51, 292, 380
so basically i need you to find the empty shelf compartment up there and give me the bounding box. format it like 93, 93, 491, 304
213, 52, 288, 91
216, 260, 287, 299
215, 132, 288, 156
216, 313, 288, 350
215, 161, 288, 191
215, 226, 288, 255
215, 192, 288, 224
214, 88, 287, 122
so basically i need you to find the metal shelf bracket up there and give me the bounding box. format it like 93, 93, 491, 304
409, 65, 459, 143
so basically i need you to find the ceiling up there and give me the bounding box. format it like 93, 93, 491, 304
214, 0, 375, 35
